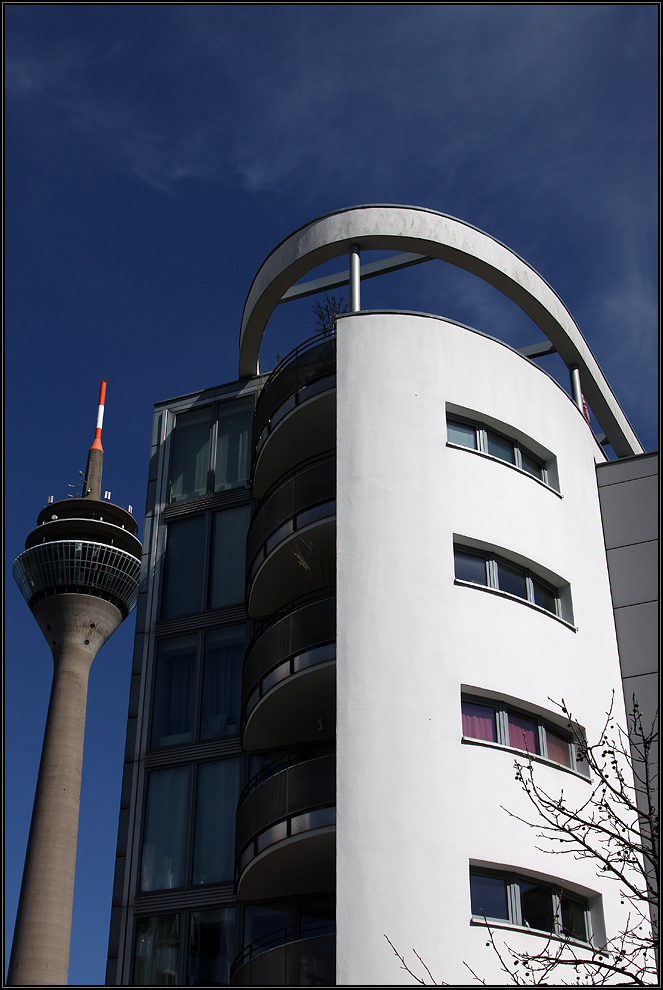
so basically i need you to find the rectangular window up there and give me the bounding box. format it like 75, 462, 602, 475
161, 516, 206, 619
507, 711, 540, 755
497, 560, 528, 600
151, 636, 197, 748
208, 506, 251, 609
461, 700, 497, 742
215, 398, 253, 492
192, 758, 240, 885
453, 543, 568, 622
469, 873, 509, 921
201, 627, 244, 740
141, 766, 190, 892
150, 626, 245, 751
453, 548, 488, 586
470, 869, 591, 941
462, 694, 584, 773
170, 408, 211, 503
133, 914, 180, 986
446, 413, 552, 488
188, 908, 236, 987
447, 418, 477, 449
486, 429, 515, 464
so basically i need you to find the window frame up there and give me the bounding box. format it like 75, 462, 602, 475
139, 753, 242, 897
168, 395, 255, 506
469, 867, 592, 944
461, 692, 590, 777
131, 905, 238, 987
446, 413, 557, 491
149, 625, 246, 752
453, 543, 571, 624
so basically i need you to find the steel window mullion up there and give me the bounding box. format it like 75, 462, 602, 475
538, 722, 548, 759
552, 888, 562, 936
478, 426, 488, 454
487, 556, 498, 589
508, 877, 522, 926
525, 572, 535, 605
496, 707, 509, 747
514, 444, 523, 470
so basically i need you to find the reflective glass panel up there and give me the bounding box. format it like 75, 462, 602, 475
192, 758, 240, 884
170, 408, 210, 503
141, 767, 190, 891
215, 398, 253, 492
561, 895, 587, 941
151, 636, 197, 748
546, 728, 572, 768
188, 908, 236, 986
508, 712, 539, 754
447, 419, 477, 448
208, 506, 251, 609
161, 516, 206, 619
243, 902, 294, 956
300, 894, 336, 937
200, 627, 244, 740
497, 560, 527, 599
533, 579, 557, 614
462, 701, 497, 742
470, 873, 509, 920
520, 881, 554, 932
521, 449, 544, 480
133, 914, 180, 986
454, 550, 487, 585
487, 430, 515, 463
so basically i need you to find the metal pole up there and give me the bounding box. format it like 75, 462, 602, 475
569, 365, 583, 411
349, 244, 360, 312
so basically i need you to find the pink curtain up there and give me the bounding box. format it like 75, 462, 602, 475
462, 702, 496, 741
508, 712, 538, 753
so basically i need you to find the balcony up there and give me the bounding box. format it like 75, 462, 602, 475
235, 754, 335, 900
246, 455, 336, 618
253, 334, 336, 497
231, 930, 335, 986
243, 594, 336, 750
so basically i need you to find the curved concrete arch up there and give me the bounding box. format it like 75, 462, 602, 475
239, 205, 641, 457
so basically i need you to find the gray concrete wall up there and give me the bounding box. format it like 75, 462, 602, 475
596, 452, 658, 734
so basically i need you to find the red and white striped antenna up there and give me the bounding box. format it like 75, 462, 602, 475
90, 380, 107, 452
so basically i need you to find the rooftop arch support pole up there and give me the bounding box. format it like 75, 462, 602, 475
238, 205, 642, 457
349, 244, 361, 312
569, 364, 583, 411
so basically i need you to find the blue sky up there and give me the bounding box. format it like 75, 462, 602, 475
4, 5, 658, 984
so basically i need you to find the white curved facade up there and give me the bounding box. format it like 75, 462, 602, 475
336, 312, 634, 984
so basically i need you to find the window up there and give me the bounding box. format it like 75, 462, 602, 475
461, 694, 588, 775
150, 626, 245, 750
133, 908, 236, 986
470, 869, 589, 943
453, 544, 573, 624
160, 507, 250, 620
169, 397, 253, 504
140, 757, 240, 893
446, 414, 556, 488
241, 894, 335, 961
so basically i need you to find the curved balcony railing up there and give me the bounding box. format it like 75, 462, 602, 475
13, 541, 141, 618
243, 593, 336, 723
253, 333, 337, 459
236, 754, 335, 880
246, 454, 336, 590
231, 929, 335, 986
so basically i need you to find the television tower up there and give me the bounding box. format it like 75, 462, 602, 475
9, 382, 142, 986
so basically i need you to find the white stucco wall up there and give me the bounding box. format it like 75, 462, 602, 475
335, 312, 635, 985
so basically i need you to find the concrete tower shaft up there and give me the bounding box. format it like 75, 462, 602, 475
9, 384, 141, 986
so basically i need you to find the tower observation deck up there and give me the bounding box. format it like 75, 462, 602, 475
8, 382, 141, 987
